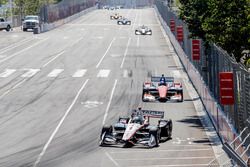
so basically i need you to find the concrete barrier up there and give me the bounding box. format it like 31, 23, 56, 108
40, 6, 97, 33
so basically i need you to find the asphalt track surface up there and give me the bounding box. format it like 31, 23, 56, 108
0, 8, 221, 167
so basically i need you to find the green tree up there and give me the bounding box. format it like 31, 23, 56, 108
179, 0, 250, 62
179, 0, 208, 40
14, 0, 61, 16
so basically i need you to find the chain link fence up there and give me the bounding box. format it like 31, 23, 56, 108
40, 0, 96, 23
155, 0, 250, 135
155, 0, 250, 165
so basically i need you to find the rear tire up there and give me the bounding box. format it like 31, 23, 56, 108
177, 90, 183, 102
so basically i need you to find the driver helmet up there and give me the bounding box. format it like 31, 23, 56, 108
132, 116, 142, 124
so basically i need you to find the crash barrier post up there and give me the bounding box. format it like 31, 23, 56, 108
154, 0, 250, 165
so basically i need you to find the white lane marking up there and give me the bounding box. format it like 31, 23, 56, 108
33, 79, 89, 167
96, 37, 116, 68
0, 37, 33, 54
12, 79, 27, 89
81, 101, 103, 108
72, 69, 87, 77
42, 51, 65, 68
92, 36, 103, 39
130, 164, 208, 167
97, 69, 110, 78
120, 37, 131, 68
105, 151, 120, 167
110, 148, 212, 154
102, 79, 118, 125
0, 79, 27, 99
21, 69, 40, 78
47, 69, 64, 77
123, 69, 128, 78
110, 54, 121, 57
0, 69, 16, 77
0, 38, 48, 64
115, 156, 214, 161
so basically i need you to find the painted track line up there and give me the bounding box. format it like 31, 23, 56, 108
130, 164, 208, 167
0, 37, 33, 54
110, 148, 212, 154
115, 156, 214, 161
120, 37, 131, 68
33, 79, 89, 167
102, 79, 118, 125
0, 69, 16, 78
105, 151, 120, 167
42, 51, 65, 68
0, 38, 48, 64
96, 37, 116, 68
0, 79, 27, 99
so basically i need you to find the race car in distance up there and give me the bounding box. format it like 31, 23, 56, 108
99, 109, 172, 148
135, 25, 152, 35
142, 76, 183, 102
110, 13, 122, 20
117, 18, 131, 25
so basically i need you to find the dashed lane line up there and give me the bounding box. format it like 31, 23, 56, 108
47, 69, 64, 78
97, 69, 110, 78
21, 69, 40, 78
72, 69, 87, 78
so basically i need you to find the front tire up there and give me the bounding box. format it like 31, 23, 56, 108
149, 127, 160, 147
99, 125, 113, 146
6, 25, 11, 32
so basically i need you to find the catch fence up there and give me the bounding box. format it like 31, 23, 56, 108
155, 0, 250, 165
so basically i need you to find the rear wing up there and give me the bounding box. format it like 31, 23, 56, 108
151, 76, 174, 83
132, 110, 164, 118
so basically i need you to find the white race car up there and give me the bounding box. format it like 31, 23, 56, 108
135, 25, 152, 35
117, 18, 131, 25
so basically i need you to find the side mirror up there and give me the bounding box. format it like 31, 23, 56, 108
21, 19, 24, 21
